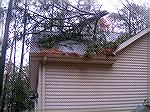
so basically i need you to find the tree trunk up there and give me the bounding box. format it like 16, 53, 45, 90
19, 0, 27, 76
0, 1, 13, 112
0, 0, 13, 98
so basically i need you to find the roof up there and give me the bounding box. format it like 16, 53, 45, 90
30, 47, 116, 65
114, 27, 150, 54
30, 47, 115, 58
30, 27, 150, 59
30, 31, 121, 54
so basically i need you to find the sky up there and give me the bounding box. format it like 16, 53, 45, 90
68, 0, 150, 12
68, 0, 121, 12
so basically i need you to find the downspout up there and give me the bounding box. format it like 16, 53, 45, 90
148, 31, 150, 102
41, 57, 47, 110
37, 56, 47, 111
37, 63, 42, 110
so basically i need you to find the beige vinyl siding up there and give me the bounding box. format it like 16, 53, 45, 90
37, 34, 149, 112
149, 32, 150, 101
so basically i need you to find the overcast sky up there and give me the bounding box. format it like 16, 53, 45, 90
68, 0, 150, 12
1, 0, 149, 12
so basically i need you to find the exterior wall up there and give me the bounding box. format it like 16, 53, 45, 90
37, 33, 149, 112
29, 57, 40, 91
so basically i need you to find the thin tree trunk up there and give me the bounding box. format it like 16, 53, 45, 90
1, 33, 15, 112
0, 0, 13, 98
0, 0, 13, 112
93, 19, 98, 42
19, 0, 27, 76
10, 26, 17, 112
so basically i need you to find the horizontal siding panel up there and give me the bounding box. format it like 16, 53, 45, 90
45, 71, 147, 75
44, 76, 147, 80
46, 65, 148, 69
45, 89, 147, 93
45, 81, 147, 86
46, 62, 148, 69
45, 74, 147, 78
45, 81, 147, 85
44, 108, 136, 112
44, 104, 140, 109
45, 70, 148, 75
44, 108, 133, 112
45, 92, 147, 96
120, 50, 148, 54
45, 82, 147, 86
45, 95, 146, 100
122, 47, 147, 52
45, 68, 147, 73
113, 63, 148, 66
45, 71, 148, 75
123, 45, 148, 49
124, 48, 147, 51
45, 91, 147, 95
131, 41, 148, 45
45, 85, 147, 89
115, 58, 147, 62
124, 40, 148, 45
44, 102, 144, 107
45, 79, 147, 83
116, 56, 148, 59
45, 88, 147, 91
46, 67, 148, 71
115, 61, 147, 64
116, 57, 148, 61
127, 41, 148, 45
44, 74, 147, 79
45, 72, 147, 77
43, 108, 136, 112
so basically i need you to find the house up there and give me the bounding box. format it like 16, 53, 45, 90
29, 27, 150, 112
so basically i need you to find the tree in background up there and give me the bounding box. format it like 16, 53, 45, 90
103, 0, 150, 49
31, 0, 108, 52
108, 0, 149, 36
0, 0, 35, 111
0, 0, 13, 100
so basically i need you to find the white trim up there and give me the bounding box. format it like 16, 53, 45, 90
148, 30, 150, 101
41, 65, 46, 110
37, 65, 42, 110
114, 27, 150, 54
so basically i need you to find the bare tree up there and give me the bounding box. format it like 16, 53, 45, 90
108, 0, 149, 36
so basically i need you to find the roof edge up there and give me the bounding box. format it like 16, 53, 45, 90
114, 27, 150, 54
